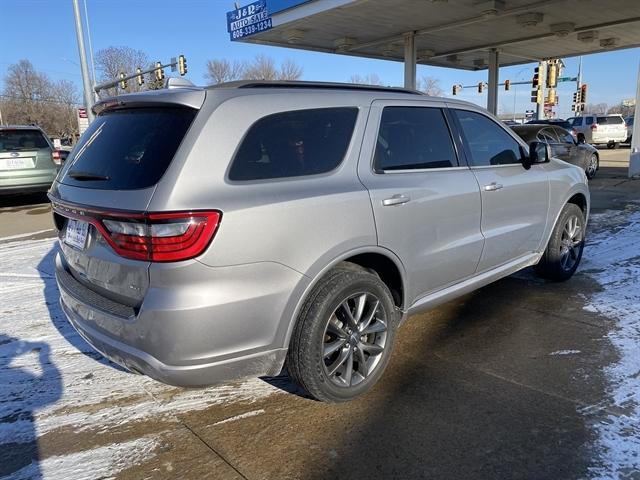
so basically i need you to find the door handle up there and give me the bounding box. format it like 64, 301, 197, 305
382, 194, 411, 206
483, 182, 503, 192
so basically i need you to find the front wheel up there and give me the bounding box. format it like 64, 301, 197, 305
534, 204, 585, 281
287, 264, 398, 402
586, 153, 599, 179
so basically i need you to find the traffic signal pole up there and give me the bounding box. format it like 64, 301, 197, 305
72, 0, 95, 123
536, 61, 547, 120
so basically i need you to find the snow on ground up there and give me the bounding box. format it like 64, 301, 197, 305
580, 206, 640, 478
0, 238, 281, 479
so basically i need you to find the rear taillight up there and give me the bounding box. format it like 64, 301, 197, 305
100, 211, 221, 262
53, 205, 221, 262
52, 150, 62, 165
591, 123, 598, 131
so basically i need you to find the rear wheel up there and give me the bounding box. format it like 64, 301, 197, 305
586, 153, 598, 179
607, 141, 618, 149
534, 204, 585, 281
287, 264, 398, 402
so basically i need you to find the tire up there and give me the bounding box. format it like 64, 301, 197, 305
586, 153, 599, 179
534, 204, 585, 281
287, 263, 399, 402
607, 141, 618, 149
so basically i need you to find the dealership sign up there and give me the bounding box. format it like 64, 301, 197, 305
227, 0, 273, 41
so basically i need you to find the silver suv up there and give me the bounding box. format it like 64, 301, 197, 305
51, 82, 589, 402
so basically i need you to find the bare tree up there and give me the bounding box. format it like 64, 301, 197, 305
349, 73, 383, 85
205, 59, 246, 84
94, 46, 150, 96
419, 75, 443, 96
607, 102, 635, 118
204, 55, 303, 83
244, 54, 279, 80
1, 60, 79, 137
279, 59, 303, 81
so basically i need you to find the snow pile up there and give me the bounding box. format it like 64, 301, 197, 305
0, 238, 281, 479
581, 207, 640, 477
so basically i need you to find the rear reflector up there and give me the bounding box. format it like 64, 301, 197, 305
53, 204, 221, 262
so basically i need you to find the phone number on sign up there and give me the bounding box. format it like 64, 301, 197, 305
230, 19, 272, 40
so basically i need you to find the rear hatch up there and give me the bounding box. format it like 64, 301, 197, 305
51, 90, 204, 308
595, 115, 626, 137
0, 128, 55, 180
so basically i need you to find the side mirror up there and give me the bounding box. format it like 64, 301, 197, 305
523, 141, 550, 170
576, 133, 586, 144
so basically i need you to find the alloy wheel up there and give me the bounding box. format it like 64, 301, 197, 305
321, 292, 388, 388
587, 155, 598, 178
560, 214, 583, 271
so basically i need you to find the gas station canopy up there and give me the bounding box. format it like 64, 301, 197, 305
237, 0, 640, 71
230, 0, 640, 176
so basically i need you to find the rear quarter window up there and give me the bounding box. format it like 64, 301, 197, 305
228, 107, 358, 181
59, 107, 196, 190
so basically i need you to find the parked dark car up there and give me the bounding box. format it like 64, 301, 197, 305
512, 124, 599, 179
526, 119, 574, 131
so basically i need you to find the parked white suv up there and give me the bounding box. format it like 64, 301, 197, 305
568, 114, 627, 149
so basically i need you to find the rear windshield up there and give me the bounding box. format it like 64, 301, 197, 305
597, 116, 624, 125
60, 107, 196, 190
0, 129, 49, 151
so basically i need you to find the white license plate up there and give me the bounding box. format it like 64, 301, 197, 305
0, 157, 35, 170
64, 219, 89, 250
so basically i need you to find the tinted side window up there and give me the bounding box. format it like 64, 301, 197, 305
229, 107, 358, 181
570, 117, 582, 127
375, 107, 457, 171
454, 110, 522, 166
586, 117, 594, 125
553, 127, 575, 144
537, 127, 559, 144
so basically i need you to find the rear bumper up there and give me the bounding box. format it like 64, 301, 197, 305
591, 133, 627, 144
0, 171, 57, 194
55, 252, 302, 387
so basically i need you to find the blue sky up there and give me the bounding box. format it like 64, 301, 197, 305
1, 0, 638, 119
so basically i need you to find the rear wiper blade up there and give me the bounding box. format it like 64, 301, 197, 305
67, 170, 110, 181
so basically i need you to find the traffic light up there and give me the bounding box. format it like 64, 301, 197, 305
136, 68, 144, 86
155, 62, 165, 82
531, 88, 543, 104
547, 88, 557, 106
119, 72, 127, 90
178, 55, 187, 76
547, 61, 558, 88
504, 79, 510, 91
452, 84, 462, 95
478, 82, 484, 93
580, 84, 588, 104
532, 67, 540, 89
573, 91, 581, 104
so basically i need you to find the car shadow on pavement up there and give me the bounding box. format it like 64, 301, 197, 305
37, 244, 127, 372
0, 334, 62, 478
0, 192, 50, 209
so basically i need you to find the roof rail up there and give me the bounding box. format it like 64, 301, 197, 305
209, 80, 423, 95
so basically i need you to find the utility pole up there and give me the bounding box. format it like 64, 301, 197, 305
72, 0, 95, 123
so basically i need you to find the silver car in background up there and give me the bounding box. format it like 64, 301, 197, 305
51, 82, 589, 402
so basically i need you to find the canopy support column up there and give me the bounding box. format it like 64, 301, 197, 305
404, 32, 416, 90
487, 49, 499, 115
629, 60, 640, 178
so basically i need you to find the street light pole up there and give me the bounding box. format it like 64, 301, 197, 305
72, 0, 95, 123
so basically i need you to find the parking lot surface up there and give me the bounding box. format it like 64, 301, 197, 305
1, 149, 639, 479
